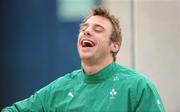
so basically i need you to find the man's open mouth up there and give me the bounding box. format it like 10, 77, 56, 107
81, 39, 96, 47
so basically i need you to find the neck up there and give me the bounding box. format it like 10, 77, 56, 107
81, 58, 113, 75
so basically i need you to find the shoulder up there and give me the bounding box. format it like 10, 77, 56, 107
113, 62, 155, 88
37, 69, 82, 94
113, 63, 144, 79
113, 63, 160, 100
50, 69, 82, 87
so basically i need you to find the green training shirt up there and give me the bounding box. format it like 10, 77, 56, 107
2, 62, 165, 112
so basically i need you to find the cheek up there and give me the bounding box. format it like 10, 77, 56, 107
99, 36, 111, 45
77, 34, 81, 44
98, 40, 110, 50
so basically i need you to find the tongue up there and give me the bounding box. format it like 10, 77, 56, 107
83, 42, 93, 47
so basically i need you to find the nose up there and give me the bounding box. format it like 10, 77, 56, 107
83, 26, 92, 36
84, 31, 91, 36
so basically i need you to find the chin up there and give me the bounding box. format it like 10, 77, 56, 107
80, 55, 91, 60
79, 54, 93, 60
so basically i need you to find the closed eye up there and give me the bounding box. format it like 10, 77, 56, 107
79, 23, 105, 33
94, 25, 104, 33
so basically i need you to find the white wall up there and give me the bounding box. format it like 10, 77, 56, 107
103, 0, 180, 111
134, 1, 180, 111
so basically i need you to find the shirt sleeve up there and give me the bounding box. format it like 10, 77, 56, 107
1, 75, 69, 112
1, 92, 44, 112
1, 82, 53, 112
134, 77, 165, 112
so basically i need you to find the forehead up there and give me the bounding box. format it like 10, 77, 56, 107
84, 16, 113, 30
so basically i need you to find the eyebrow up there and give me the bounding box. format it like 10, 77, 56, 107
79, 23, 87, 28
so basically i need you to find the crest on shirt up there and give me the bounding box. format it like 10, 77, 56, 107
110, 88, 117, 99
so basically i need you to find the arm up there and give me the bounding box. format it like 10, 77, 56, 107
1, 91, 46, 112
1, 81, 53, 112
1, 74, 72, 112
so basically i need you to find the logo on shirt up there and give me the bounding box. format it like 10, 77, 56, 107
110, 88, 117, 99
113, 76, 119, 81
68, 92, 74, 97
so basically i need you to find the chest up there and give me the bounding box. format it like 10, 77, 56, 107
48, 81, 134, 112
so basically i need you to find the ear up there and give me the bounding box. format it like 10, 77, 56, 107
111, 42, 120, 53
